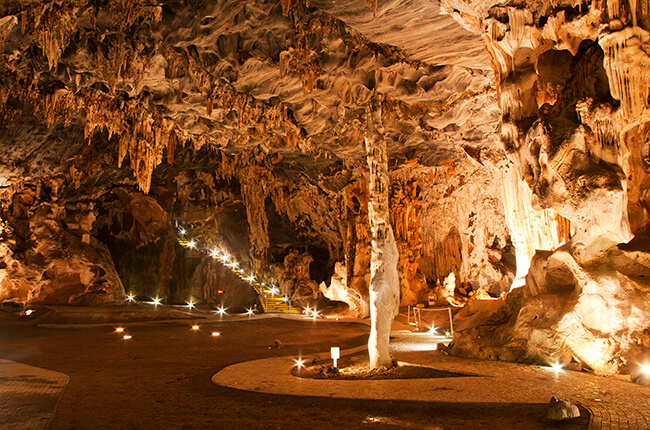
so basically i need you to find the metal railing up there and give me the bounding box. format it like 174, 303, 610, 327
407, 306, 454, 338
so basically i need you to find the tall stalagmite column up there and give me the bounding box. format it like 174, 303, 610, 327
365, 100, 400, 369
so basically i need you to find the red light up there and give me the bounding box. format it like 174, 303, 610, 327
217, 290, 224, 294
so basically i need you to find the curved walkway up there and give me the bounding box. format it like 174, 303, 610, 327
213, 331, 650, 430
0, 360, 69, 430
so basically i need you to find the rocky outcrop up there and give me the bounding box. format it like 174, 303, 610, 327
443, 0, 650, 373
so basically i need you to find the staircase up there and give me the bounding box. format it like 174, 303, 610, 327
264, 295, 301, 314
255, 286, 301, 314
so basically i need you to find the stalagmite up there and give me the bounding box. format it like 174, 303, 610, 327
365, 99, 400, 369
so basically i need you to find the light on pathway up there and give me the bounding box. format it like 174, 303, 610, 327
245, 275, 256, 283
294, 358, 305, 368
186, 300, 195, 310
210, 249, 220, 258
640, 364, 650, 375
282, 296, 289, 303
211, 332, 221, 337
246, 308, 255, 316
303, 306, 311, 315
123, 334, 132, 340
152, 297, 161, 306
217, 308, 227, 316
550, 362, 564, 373
429, 325, 437, 335
187, 239, 196, 249
23, 309, 34, 316
115, 327, 125, 333
126, 294, 134, 302
191, 325, 200, 330
179, 227, 186, 236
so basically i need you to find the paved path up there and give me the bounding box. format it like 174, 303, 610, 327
213, 331, 650, 430
0, 360, 69, 430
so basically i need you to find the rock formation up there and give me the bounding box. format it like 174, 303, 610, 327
1, 0, 648, 375
442, 0, 650, 374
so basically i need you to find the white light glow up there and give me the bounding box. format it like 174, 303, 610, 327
152, 297, 161, 306
179, 228, 186, 236
23, 309, 34, 316
294, 358, 305, 368
192, 325, 200, 330
217, 308, 227, 316
303, 307, 311, 315
123, 335, 132, 340
283, 296, 289, 303
187, 301, 195, 309
245, 275, 256, 283
126, 294, 134, 302
115, 327, 124, 333
550, 362, 564, 373
640, 365, 650, 375
429, 325, 437, 334
211, 332, 221, 337
210, 249, 220, 258
246, 308, 254, 316
187, 240, 196, 249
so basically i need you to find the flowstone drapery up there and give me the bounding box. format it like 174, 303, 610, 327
365, 102, 400, 369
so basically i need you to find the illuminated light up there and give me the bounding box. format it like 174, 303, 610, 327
191, 325, 200, 330
186, 300, 195, 310
245, 275, 256, 283
219, 254, 230, 263
123, 335, 132, 340
187, 240, 196, 249
246, 308, 255, 316
210, 249, 220, 258
303, 306, 311, 315
550, 362, 564, 374
126, 294, 134, 302
294, 358, 305, 368
152, 297, 161, 306
211, 332, 221, 337
641, 365, 650, 375
23, 309, 34, 316
217, 308, 227, 316
282, 296, 289, 303
115, 327, 125, 333
429, 325, 437, 334
179, 227, 186, 236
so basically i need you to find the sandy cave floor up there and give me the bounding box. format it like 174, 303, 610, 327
0, 308, 589, 430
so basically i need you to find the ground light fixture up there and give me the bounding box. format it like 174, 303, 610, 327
294, 358, 305, 368
115, 327, 125, 333
191, 325, 200, 330
126, 294, 134, 302
211, 332, 221, 337
550, 362, 564, 374
187, 239, 196, 249
186, 300, 195, 310
123, 335, 132, 340
217, 308, 227, 316
152, 297, 161, 306
246, 308, 254, 316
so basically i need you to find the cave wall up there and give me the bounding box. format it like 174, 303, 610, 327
442, 0, 650, 374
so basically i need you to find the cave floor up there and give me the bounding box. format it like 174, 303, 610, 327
0, 308, 641, 429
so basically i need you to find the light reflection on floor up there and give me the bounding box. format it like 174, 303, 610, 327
389, 331, 451, 352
